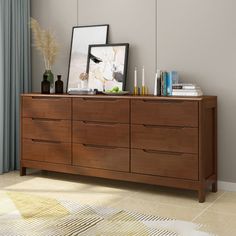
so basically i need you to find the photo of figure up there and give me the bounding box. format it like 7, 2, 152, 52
87, 44, 129, 92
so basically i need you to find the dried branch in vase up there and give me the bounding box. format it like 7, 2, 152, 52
30, 18, 59, 70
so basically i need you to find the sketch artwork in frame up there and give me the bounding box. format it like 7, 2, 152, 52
86, 43, 129, 92
67, 25, 109, 92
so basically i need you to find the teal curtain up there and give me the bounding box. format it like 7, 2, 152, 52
0, 0, 31, 174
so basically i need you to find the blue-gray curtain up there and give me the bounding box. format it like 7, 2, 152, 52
0, 0, 31, 174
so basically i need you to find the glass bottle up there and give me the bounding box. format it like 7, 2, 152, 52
55, 75, 64, 94
41, 75, 50, 94
43, 70, 54, 87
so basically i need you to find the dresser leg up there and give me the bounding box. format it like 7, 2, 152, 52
212, 181, 218, 193
198, 188, 206, 203
20, 167, 26, 176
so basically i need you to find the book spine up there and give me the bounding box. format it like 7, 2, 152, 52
160, 72, 163, 96
172, 85, 183, 89
161, 71, 167, 96
157, 77, 161, 96
167, 72, 173, 96
170, 71, 179, 84
172, 84, 198, 90
154, 73, 158, 96
172, 91, 203, 96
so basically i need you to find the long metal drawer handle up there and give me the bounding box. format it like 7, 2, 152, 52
31, 96, 62, 100
82, 144, 117, 149
32, 118, 62, 122
82, 98, 118, 102
31, 139, 61, 144
82, 121, 117, 126
142, 99, 184, 104
143, 149, 183, 156
142, 124, 185, 129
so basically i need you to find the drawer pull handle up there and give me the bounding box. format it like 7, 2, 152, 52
82, 98, 118, 102
32, 96, 62, 100
31, 139, 61, 144
32, 118, 62, 122
143, 124, 161, 128
82, 144, 117, 149
143, 124, 185, 129
82, 121, 117, 126
143, 149, 183, 156
142, 99, 184, 104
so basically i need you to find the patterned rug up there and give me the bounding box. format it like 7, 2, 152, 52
0, 191, 213, 236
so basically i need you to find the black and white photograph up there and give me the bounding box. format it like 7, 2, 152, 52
87, 43, 129, 92
67, 25, 109, 91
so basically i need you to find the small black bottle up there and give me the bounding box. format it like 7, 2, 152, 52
41, 75, 50, 94
55, 75, 64, 94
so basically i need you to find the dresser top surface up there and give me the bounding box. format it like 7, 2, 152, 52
21, 93, 216, 101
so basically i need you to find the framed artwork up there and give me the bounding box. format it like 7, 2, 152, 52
86, 43, 129, 92
67, 25, 109, 92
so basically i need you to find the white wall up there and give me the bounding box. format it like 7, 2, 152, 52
31, 0, 78, 91
158, 0, 236, 183
31, 0, 236, 183
77, 0, 156, 92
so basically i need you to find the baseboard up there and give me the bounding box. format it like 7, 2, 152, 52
218, 181, 236, 192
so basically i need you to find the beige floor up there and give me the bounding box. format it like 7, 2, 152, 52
0, 171, 235, 235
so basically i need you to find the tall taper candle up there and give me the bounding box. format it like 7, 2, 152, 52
134, 67, 138, 95
142, 66, 145, 87
134, 67, 137, 87
142, 66, 146, 95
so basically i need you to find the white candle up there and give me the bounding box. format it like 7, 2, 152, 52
142, 66, 145, 87
134, 67, 137, 87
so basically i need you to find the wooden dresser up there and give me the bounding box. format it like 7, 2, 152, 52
20, 94, 217, 202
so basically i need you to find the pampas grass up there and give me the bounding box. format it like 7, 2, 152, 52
30, 18, 59, 70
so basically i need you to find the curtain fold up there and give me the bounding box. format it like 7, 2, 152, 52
0, 0, 31, 174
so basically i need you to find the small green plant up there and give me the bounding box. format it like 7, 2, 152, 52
107, 86, 121, 93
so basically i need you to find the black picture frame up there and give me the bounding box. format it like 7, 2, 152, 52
67, 24, 109, 92
86, 43, 129, 92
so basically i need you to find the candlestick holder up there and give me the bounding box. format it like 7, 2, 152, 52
142, 86, 146, 96
134, 86, 139, 95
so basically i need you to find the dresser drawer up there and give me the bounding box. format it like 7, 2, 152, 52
22, 139, 71, 164
131, 125, 198, 153
73, 98, 129, 123
22, 96, 71, 119
73, 121, 129, 148
131, 149, 198, 180
22, 118, 71, 142
131, 99, 198, 127
73, 144, 129, 172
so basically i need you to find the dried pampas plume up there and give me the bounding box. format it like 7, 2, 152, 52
30, 18, 59, 70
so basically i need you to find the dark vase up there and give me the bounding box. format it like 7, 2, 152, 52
55, 75, 64, 94
43, 70, 54, 92
41, 75, 50, 94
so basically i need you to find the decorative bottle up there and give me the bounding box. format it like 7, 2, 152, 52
55, 75, 64, 94
41, 75, 50, 94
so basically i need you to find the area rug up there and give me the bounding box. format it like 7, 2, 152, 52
0, 191, 213, 236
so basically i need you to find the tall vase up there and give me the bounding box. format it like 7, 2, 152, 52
43, 70, 54, 93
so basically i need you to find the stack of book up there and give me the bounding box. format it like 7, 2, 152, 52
172, 84, 203, 96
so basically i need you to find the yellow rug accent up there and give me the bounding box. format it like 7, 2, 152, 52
7, 192, 70, 219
